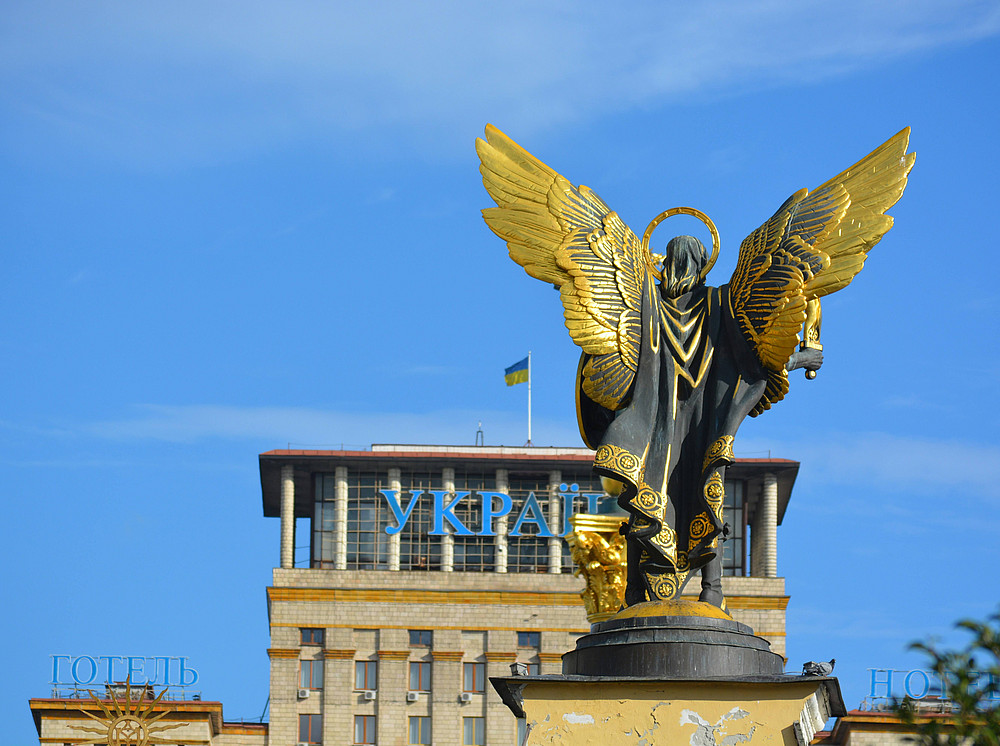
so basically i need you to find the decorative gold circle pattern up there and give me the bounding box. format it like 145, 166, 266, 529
689, 512, 712, 540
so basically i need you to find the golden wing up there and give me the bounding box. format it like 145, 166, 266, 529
728, 128, 915, 415
477, 124, 654, 410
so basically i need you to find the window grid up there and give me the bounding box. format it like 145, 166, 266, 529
354, 660, 377, 691
722, 479, 745, 576
299, 714, 322, 745
300, 628, 324, 646
506, 476, 552, 573
353, 715, 375, 745
408, 716, 431, 746
408, 629, 432, 647
451, 470, 497, 571
517, 631, 540, 648
299, 659, 324, 689
464, 716, 485, 745
313, 467, 623, 573
463, 662, 485, 693
398, 471, 440, 571
408, 661, 431, 692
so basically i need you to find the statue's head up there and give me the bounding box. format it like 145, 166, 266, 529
661, 235, 707, 298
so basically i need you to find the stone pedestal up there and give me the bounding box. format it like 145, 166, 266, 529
491, 600, 845, 745
563, 601, 783, 678
492, 675, 843, 745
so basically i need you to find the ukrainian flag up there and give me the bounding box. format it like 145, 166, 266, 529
504, 356, 529, 386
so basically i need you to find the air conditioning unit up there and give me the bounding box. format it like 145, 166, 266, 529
363, 690, 377, 701
297, 688, 310, 699
406, 691, 419, 702
459, 692, 473, 703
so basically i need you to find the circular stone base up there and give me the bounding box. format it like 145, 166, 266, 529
562, 610, 784, 678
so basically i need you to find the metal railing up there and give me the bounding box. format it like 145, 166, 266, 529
48, 685, 203, 701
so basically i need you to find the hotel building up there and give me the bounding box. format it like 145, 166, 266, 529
258, 444, 798, 746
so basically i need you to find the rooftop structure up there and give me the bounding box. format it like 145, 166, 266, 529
260, 444, 798, 746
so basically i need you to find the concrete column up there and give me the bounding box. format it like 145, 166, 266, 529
441, 468, 455, 572
494, 468, 509, 573
280, 465, 295, 569
547, 470, 562, 574
376, 650, 409, 746
334, 466, 349, 570
485, 651, 518, 746
431, 650, 463, 745
761, 472, 778, 578
388, 467, 401, 571
323, 648, 356, 746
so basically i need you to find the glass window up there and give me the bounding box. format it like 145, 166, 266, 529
463, 662, 485, 693
526, 662, 540, 675
299, 659, 324, 689
353, 715, 375, 745
301, 628, 324, 646
408, 629, 433, 647
722, 479, 745, 576
409, 661, 431, 691
463, 716, 485, 745
299, 714, 322, 745
354, 660, 377, 690
408, 716, 431, 745
517, 631, 540, 648
396, 471, 441, 571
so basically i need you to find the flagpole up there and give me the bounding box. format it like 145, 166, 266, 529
527, 350, 532, 446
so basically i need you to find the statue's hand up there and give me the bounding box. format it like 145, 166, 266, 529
786, 349, 824, 372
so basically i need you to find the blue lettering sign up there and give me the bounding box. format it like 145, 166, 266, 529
382, 490, 422, 536
869, 668, 893, 698
71, 656, 98, 685
51, 655, 70, 684
509, 492, 555, 538
154, 656, 171, 685
560, 483, 577, 536
178, 657, 199, 686
478, 492, 513, 536
904, 669, 930, 699
428, 491, 475, 536
50, 655, 198, 686
99, 656, 124, 683
126, 657, 145, 684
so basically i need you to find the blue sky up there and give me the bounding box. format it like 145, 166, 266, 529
2, 1, 999, 739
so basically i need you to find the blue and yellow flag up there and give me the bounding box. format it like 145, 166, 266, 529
504, 356, 529, 386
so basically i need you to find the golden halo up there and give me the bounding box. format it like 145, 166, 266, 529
641, 206, 720, 284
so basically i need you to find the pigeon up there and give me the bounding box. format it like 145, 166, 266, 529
802, 659, 836, 676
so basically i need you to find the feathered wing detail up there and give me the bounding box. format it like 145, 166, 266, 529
477, 124, 654, 410
728, 128, 915, 415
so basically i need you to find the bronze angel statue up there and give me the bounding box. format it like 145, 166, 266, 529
477, 124, 913, 611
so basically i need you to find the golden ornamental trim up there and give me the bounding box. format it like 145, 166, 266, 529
703, 436, 735, 474
266, 648, 299, 659
323, 649, 356, 660
430, 651, 465, 661
377, 650, 410, 661
484, 652, 517, 663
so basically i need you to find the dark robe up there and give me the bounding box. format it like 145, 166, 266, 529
577, 277, 768, 604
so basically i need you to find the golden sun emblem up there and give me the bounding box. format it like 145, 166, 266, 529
69, 679, 184, 746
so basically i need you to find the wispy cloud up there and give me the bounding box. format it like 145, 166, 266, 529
741, 431, 1000, 500
3, 1, 997, 167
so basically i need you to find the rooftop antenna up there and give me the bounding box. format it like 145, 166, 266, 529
475, 421, 485, 447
